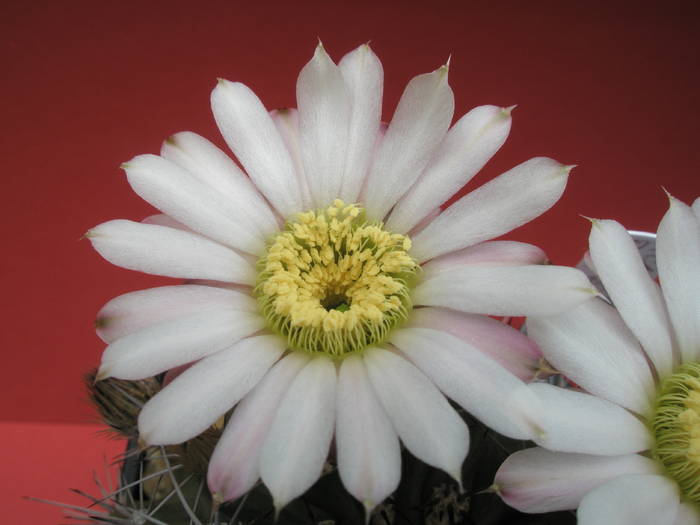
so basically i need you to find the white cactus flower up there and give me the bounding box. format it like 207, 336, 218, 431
496, 195, 700, 524
88, 42, 593, 516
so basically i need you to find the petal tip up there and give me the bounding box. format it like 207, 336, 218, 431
449, 469, 463, 491
439, 60, 450, 79
311, 39, 334, 66
563, 164, 577, 175
211, 492, 224, 512
94, 366, 110, 383
482, 483, 500, 496
581, 215, 600, 227
137, 435, 150, 450
272, 500, 284, 521
501, 104, 517, 117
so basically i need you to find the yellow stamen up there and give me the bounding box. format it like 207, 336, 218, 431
652, 362, 700, 504
255, 200, 418, 356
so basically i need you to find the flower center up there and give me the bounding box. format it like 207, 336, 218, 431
651, 362, 700, 505
255, 200, 418, 356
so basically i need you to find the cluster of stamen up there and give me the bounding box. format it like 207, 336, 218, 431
651, 362, 700, 505
255, 200, 418, 356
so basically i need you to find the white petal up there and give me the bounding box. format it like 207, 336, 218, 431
387, 105, 511, 233
657, 196, 700, 363
413, 264, 595, 316
411, 157, 570, 261
142, 213, 189, 231
421, 241, 547, 277
362, 64, 454, 220
674, 502, 700, 525
526, 299, 655, 414
495, 448, 660, 513
578, 474, 680, 525
160, 131, 279, 234
138, 334, 285, 445
297, 44, 351, 208
88, 220, 256, 283
211, 80, 303, 218
99, 309, 264, 380
260, 356, 337, 510
207, 352, 310, 502
407, 307, 541, 381
338, 44, 383, 204
392, 328, 543, 440
336, 355, 401, 511
123, 154, 267, 255
363, 347, 468, 481
96, 285, 257, 343
693, 197, 700, 222
589, 219, 675, 377
529, 383, 652, 455
270, 108, 313, 210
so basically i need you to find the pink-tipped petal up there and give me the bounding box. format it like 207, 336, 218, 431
657, 196, 700, 363
338, 44, 383, 204
138, 334, 285, 445
413, 264, 594, 316
589, 219, 675, 377
270, 108, 313, 210
421, 240, 548, 277
362, 64, 454, 221
141, 213, 190, 231
407, 307, 542, 381
208, 352, 309, 502
211, 80, 303, 218
160, 131, 279, 236
123, 154, 267, 255
387, 104, 512, 233
392, 328, 543, 440
99, 309, 264, 380
364, 347, 468, 482
411, 157, 569, 261
526, 299, 655, 415
297, 44, 351, 208
336, 355, 401, 513
260, 356, 337, 511
529, 383, 652, 455
87, 219, 256, 284
96, 285, 256, 343
495, 448, 660, 513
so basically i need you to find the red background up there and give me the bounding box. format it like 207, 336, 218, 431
2, 0, 699, 520
4, 0, 700, 424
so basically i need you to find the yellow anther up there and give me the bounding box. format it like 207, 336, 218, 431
652, 362, 700, 504
255, 201, 418, 356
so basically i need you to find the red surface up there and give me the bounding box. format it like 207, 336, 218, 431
0, 421, 125, 523
2, 0, 699, 424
